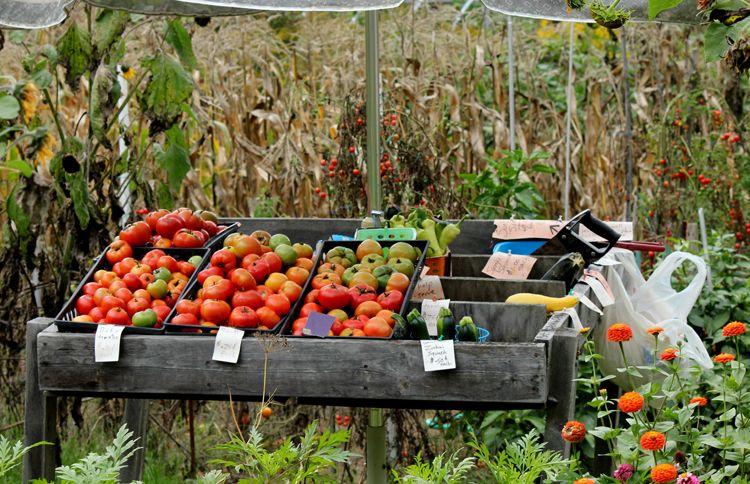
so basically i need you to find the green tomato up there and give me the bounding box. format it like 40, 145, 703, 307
188, 255, 203, 267
147, 279, 168, 299
152, 267, 172, 282
132, 309, 157, 328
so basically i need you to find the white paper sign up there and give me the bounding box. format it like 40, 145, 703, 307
212, 326, 245, 363
561, 307, 583, 330
95, 325, 126, 363
583, 276, 615, 307
421, 340, 456, 371
572, 291, 603, 315
412, 275, 445, 301
579, 221, 633, 242
421, 299, 451, 337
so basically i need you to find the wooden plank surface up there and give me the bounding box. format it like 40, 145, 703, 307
37, 326, 547, 409
436, 277, 566, 302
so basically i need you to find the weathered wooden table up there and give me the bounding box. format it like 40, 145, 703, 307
23, 218, 600, 482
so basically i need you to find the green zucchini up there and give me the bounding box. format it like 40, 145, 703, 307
391, 314, 410, 340
436, 307, 455, 340
457, 316, 479, 342
407, 309, 431, 340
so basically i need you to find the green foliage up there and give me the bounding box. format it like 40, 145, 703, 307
155, 124, 190, 192
90, 64, 121, 147
55, 424, 140, 483
648, 0, 684, 19
139, 53, 193, 132
460, 149, 553, 219
0, 93, 21, 120
93, 9, 129, 61
55, 23, 93, 90
392, 450, 475, 483
166, 19, 198, 71
0, 435, 49, 478
209, 420, 356, 483
468, 430, 569, 483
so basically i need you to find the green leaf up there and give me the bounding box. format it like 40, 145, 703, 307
6, 183, 30, 241
67, 172, 90, 229
0, 94, 20, 120
649, 0, 685, 19
56, 23, 92, 90
530, 163, 556, 173
165, 19, 197, 70
139, 53, 193, 132
705, 23, 731, 61
157, 125, 190, 191
90, 64, 120, 148
8, 31, 26, 44
93, 9, 129, 61
5, 160, 33, 177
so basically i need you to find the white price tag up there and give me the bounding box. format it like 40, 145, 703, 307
421, 299, 451, 337
583, 276, 615, 307
421, 340, 456, 372
595, 258, 621, 266
95, 325, 126, 363
212, 326, 245, 363
572, 291, 603, 315
412, 275, 445, 301
561, 307, 583, 330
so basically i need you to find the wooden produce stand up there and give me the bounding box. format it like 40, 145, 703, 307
23, 219, 602, 483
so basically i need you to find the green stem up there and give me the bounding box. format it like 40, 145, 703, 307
652, 451, 658, 467
42, 88, 65, 145
619, 342, 636, 391
722, 365, 728, 468
586, 341, 617, 460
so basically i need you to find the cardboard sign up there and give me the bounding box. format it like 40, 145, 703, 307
492, 220, 562, 240
421, 340, 456, 371
580, 221, 633, 242
95, 325, 126, 363
303, 312, 336, 337
212, 326, 244, 363
412, 275, 445, 301
421, 299, 451, 337
482, 252, 537, 280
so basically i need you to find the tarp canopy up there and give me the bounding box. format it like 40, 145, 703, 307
0, 0, 699, 29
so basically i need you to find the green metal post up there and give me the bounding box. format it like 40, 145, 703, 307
365, 10, 382, 212
366, 408, 387, 484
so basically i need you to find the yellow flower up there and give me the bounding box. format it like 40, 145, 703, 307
536, 20, 559, 40
20, 82, 40, 123
122, 66, 136, 81
33, 134, 56, 167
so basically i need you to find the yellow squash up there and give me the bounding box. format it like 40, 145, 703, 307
505, 293, 579, 312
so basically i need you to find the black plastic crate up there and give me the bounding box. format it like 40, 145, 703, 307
281, 239, 429, 340
54, 246, 211, 334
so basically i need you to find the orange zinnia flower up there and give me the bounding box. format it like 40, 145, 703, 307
608, 323, 633, 342
651, 463, 677, 483
647, 326, 664, 335
618, 391, 644, 413
723, 321, 746, 337
561, 420, 586, 443
640, 430, 666, 451
660, 348, 678, 361
689, 396, 708, 406
714, 353, 735, 364
573, 479, 595, 484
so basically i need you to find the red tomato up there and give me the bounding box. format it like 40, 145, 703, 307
292, 317, 308, 335
113, 288, 133, 303
108, 280, 127, 293
229, 306, 259, 328
318, 283, 351, 311
173, 228, 205, 248
261, 252, 283, 274
175, 299, 200, 316
156, 255, 179, 273
120, 257, 138, 274
177, 210, 203, 230
133, 289, 151, 301
106, 240, 133, 265
126, 297, 151, 316
172, 313, 199, 326
111, 262, 126, 278
279, 281, 302, 303
145, 209, 170, 231
232, 290, 265, 310
93, 287, 113, 305
177, 261, 196, 276
152, 304, 170, 325
155, 214, 184, 239
256, 306, 281, 328
211, 249, 237, 272
75, 295, 96, 315
247, 260, 270, 283
141, 249, 166, 269
122, 273, 143, 291
377, 291, 404, 311
89, 306, 106, 322
230, 268, 257, 291
119, 221, 151, 246
154, 238, 172, 248
130, 263, 153, 276
201, 299, 231, 323
342, 319, 365, 331
100, 295, 126, 313
241, 253, 261, 270
83, 282, 103, 296
203, 220, 219, 236
105, 307, 130, 326
203, 278, 235, 301
139, 273, 156, 287
197, 266, 224, 285
311, 273, 341, 290
304, 289, 320, 304
330, 320, 344, 336
300, 302, 322, 318
265, 294, 291, 316
348, 284, 378, 309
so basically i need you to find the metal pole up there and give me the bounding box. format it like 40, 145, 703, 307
507, 15, 515, 151
366, 408, 386, 484
621, 28, 634, 221
365, 10, 382, 212
564, 23, 575, 220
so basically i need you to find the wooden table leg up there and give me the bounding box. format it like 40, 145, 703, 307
543, 326, 579, 457
119, 398, 150, 483
23, 318, 57, 483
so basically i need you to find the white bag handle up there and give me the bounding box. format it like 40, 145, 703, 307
634, 252, 707, 322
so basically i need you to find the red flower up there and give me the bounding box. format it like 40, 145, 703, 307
618, 392, 644, 413
660, 348, 678, 361
640, 431, 666, 451
608, 323, 633, 342
714, 353, 735, 364
723, 321, 746, 337
689, 396, 708, 407
651, 464, 678, 483
647, 326, 664, 336
562, 420, 586, 443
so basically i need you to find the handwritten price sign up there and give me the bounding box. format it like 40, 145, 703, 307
421, 340, 456, 371
492, 220, 561, 240
482, 253, 537, 280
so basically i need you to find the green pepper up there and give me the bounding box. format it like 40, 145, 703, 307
388, 214, 406, 228
417, 218, 443, 257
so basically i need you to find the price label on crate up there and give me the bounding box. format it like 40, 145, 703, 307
421, 340, 456, 372
492, 219, 562, 240
212, 327, 245, 364
412, 276, 445, 301
95, 325, 126, 363
421, 299, 451, 337
481, 252, 536, 280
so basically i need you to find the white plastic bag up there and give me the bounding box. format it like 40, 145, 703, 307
594, 249, 713, 388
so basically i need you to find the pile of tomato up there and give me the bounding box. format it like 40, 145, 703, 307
290, 240, 418, 338
71, 247, 204, 328
169, 231, 315, 331
115, 208, 229, 249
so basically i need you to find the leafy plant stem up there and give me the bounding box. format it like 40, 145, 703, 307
619, 342, 636, 391
722, 364, 728, 468
42, 88, 65, 145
